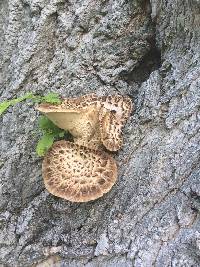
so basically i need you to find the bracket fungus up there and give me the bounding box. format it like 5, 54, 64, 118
37, 94, 133, 202
43, 140, 117, 202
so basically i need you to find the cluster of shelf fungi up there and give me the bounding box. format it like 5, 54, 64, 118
37, 94, 133, 202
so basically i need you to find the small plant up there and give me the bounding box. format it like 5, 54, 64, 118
0, 93, 34, 115
0, 92, 61, 115
0, 92, 65, 156
36, 116, 65, 156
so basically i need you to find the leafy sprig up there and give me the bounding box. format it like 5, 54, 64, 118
36, 116, 65, 157
0, 92, 65, 156
0, 92, 61, 115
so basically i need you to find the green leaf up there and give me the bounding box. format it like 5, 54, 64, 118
11, 93, 35, 104
41, 92, 61, 104
0, 92, 61, 116
36, 115, 66, 156
36, 133, 55, 157
38, 116, 55, 132
0, 94, 33, 115
0, 101, 12, 115
0, 93, 36, 115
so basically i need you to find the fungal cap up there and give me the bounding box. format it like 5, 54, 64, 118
43, 140, 117, 202
99, 95, 133, 151
37, 93, 98, 113
36, 103, 99, 142
36, 94, 133, 151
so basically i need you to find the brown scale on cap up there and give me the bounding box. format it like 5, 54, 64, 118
37, 94, 132, 202
43, 140, 117, 202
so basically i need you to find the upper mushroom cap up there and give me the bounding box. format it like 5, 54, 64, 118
36, 94, 133, 151
36, 95, 100, 147
43, 140, 117, 202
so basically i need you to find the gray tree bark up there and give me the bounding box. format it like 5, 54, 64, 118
0, 0, 200, 266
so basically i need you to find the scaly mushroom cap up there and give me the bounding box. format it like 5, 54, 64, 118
36, 94, 133, 151
43, 140, 117, 202
99, 95, 133, 151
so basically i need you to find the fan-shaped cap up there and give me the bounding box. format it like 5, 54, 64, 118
43, 140, 117, 202
99, 95, 133, 151
36, 94, 133, 151
36, 94, 102, 150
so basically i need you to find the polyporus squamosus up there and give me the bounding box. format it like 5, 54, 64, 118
37, 94, 132, 151
37, 94, 132, 202
43, 141, 117, 202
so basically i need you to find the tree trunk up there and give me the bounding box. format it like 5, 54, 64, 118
0, 0, 200, 266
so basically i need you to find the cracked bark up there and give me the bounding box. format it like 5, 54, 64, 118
0, 0, 200, 266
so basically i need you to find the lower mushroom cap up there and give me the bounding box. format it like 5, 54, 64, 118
42, 140, 117, 202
